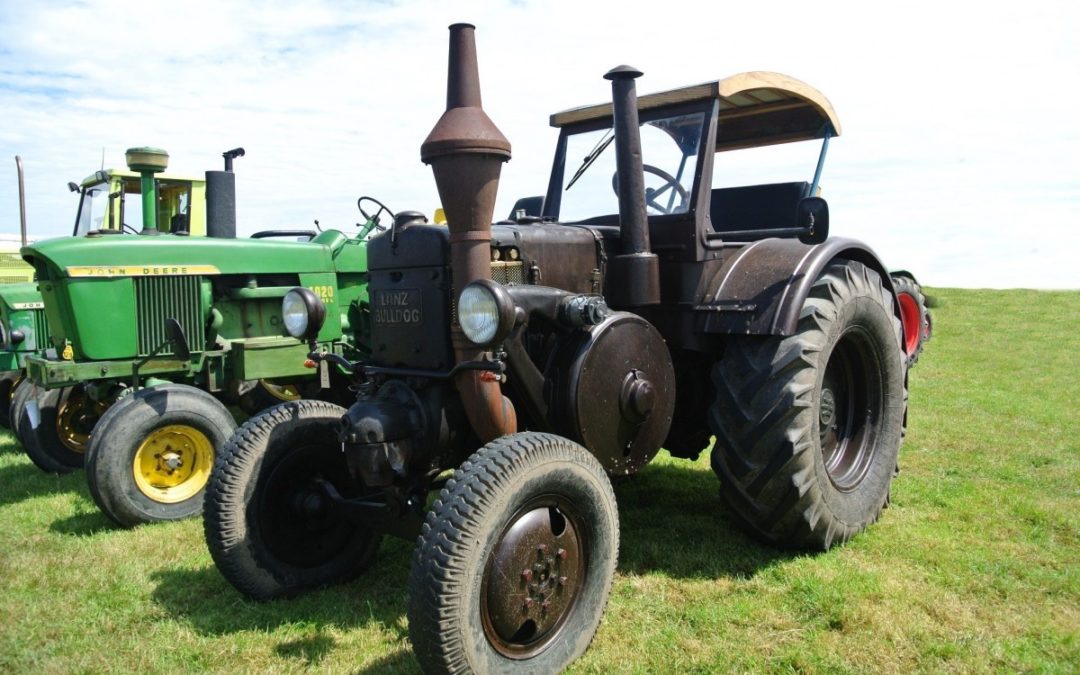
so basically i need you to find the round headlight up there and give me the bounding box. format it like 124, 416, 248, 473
282, 287, 326, 340
457, 280, 514, 347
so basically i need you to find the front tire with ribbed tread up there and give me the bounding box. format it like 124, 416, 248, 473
408, 432, 619, 674
204, 399, 381, 601
709, 260, 905, 550
85, 384, 236, 527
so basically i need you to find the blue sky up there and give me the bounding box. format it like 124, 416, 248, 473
1, 0, 1078, 288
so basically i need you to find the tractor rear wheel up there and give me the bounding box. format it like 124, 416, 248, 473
408, 432, 619, 674
709, 260, 905, 550
22, 386, 104, 474
891, 274, 930, 367
85, 384, 235, 527
204, 399, 381, 600
0, 371, 22, 430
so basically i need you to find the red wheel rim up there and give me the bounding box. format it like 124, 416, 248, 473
897, 292, 921, 356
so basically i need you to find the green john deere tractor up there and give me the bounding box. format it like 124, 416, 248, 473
1, 152, 217, 427
17, 145, 389, 527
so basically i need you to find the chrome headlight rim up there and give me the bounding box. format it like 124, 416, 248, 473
282, 287, 326, 340
457, 279, 515, 347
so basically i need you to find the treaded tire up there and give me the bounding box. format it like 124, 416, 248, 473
0, 371, 21, 430
9, 377, 35, 444
408, 432, 619, 674
891, 274, 930, 367
710, 260, 905, 550
204, 399, 381, 600
85, 384, 236, 527
22, 386, 84, 474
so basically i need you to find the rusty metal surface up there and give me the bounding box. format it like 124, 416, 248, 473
544, 313, 675, 475
423, 23, 517, 442
481, 501, 584, 658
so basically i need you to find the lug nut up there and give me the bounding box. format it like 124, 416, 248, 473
557, 548, 568, 560
541, 600, 552, 611
523, 598, 534, 610
558, 576, 567, 586
538, 544, 548, 555
522, 569, 533, 583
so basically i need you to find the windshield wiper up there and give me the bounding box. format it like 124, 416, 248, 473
565, 131, 614, 191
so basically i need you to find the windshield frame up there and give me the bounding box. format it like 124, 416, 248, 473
543, 99, 714, 224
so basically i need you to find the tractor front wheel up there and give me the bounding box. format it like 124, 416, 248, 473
85, 384, 235, 527
204, 399, 382, 600
22, 386, 104, 474
709, 260, 906, 550
408, 432, 619, 673
0, 371, 22, 430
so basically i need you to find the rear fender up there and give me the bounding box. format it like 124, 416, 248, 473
698, 236, 896, 336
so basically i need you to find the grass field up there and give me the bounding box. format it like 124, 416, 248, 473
0, 288, 1077, 673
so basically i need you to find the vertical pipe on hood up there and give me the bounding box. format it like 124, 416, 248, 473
422, 23, 517, 442
15, 156, 27, 247
604, 66, 660, 306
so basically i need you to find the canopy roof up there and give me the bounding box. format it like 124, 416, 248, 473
550, 71, 841, 151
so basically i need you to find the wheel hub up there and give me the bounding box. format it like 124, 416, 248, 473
819, 387, 837, 433
132, 425, 214, 504
483, 505, 583, 657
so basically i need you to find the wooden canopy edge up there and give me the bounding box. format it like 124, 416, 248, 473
550, 71, 841, 139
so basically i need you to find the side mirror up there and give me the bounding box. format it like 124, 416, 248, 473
164, 318, 192, 361
797, 197, 829, 245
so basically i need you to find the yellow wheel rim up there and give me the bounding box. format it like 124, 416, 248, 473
7, 372, 24, 405
259, 379, 301, 402
56, 388, 108, 454
132, 425, 214, 503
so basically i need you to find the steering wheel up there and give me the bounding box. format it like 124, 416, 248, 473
611, 164, 689, 214
357, 196, 394, 231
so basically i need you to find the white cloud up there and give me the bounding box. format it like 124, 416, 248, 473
1, 0, 1078, 288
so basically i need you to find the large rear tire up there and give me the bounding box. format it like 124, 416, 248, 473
204, 399, 381, 600
710, 260, 905, 550
408, 432, 619, 674
85, 384, 236, 527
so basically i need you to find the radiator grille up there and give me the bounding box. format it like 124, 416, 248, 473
31, 308, 50, 349
134, 276, 205, 356
491, 261, 525, 285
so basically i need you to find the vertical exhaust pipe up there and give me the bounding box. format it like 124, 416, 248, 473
605, 66, 660, 306
422, 23, 517, 442
15, 156, 27, 247
206, 147, 244, 239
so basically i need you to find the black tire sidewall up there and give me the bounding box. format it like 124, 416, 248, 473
22, 386, 83, 473
0, 371, 20, 429
409, 433, 619, 674
205, 400, 380, 600
85, 384, 235, 527
809, 290, 904, 526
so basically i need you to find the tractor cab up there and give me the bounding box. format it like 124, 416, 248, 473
542, 72, 839, 261
72, 169, 206, 237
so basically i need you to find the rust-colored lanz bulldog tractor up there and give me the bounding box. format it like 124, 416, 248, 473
205, 24, 908, 673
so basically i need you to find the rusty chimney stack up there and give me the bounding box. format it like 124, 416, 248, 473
422, 23, 516, 442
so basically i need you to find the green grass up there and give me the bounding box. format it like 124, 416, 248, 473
1, 288, 1077, 673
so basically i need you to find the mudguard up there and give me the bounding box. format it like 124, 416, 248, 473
697, 236, 895, 336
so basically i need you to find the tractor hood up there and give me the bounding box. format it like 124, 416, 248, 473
0, 282, 44, 311
23, 234, 335, 280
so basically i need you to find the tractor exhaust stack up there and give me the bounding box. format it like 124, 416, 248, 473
206, 147, 244, 239
605, 66, 660, 306
422, 22, 517, 442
